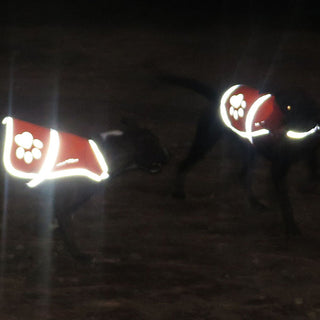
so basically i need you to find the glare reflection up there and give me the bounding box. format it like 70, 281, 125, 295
36, 183, 55, 314
0, 52, 14, 303
0, 173, 9, 301
35, 72, 60, 314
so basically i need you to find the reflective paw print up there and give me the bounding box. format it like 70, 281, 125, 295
14, 131, 43, 164
229, 93, 247, 120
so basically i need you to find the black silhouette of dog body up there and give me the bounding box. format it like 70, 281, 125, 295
160, 75, 320, 235
53, 118, 169, 261
1, 117, 169, 261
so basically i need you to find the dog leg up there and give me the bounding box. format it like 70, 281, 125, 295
301, 147, 319, 193
239, 147, 267, 210
173, 110, 222, 198
271, 161, 301, 235
54, 185, 100, 262
55, 210, 92, 262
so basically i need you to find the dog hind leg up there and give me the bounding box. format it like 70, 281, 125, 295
173, 110, 222, 198
271, 161, 301, 235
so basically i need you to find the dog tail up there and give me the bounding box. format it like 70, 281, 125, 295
157, 74, 217, 101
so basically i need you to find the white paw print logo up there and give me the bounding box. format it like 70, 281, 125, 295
14, 132, 43, 164
229, 93, 247, 120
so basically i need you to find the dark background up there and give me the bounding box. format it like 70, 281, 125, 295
1, 1, 320, 320
1, 1, 318, 28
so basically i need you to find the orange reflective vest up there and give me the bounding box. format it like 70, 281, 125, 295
2, 117, 109, 187
220, 85, 283, 143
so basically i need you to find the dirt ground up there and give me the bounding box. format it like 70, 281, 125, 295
1, 13, 320, 320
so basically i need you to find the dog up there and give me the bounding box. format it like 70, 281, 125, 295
159, 74, 320, 236
55, 117, 169, 261
1, 116, 169, 261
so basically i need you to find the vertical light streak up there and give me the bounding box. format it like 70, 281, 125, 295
0, 52, 15, 303
35, 62, 61, 318
27, 129, 60, 187
0, 172, 9, 303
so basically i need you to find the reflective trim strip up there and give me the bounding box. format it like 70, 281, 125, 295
2, 116, 109, 187
27, 129, 60, 187
88, 140, 109, 180
245, 94, 271, 144
220, 86, 270, 144
286, 125, 320, 139
220, 84, 241, 130
2, 117, 37, 180
43, 140, 109, 182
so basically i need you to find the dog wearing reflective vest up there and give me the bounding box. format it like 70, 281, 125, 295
159, 74, 320, 236
1, 116, 169, 261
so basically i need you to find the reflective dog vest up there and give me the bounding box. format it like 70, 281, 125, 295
2, 117, 109, 187
220, 85, 283, 143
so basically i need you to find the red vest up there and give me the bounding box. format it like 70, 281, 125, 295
220, 85, 283, 143
2, 117, 109, 187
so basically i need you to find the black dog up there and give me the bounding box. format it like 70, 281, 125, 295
1, 117, 169, 261
159, 74, 320, 235
53, 117, 169, 261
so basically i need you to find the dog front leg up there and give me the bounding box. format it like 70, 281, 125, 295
54, 185, 99, 262
239, 146, 267, 210
271, 162, 301, 235
173, 111, 222, 198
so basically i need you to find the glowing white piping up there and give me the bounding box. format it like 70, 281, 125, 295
38, 140, 109, 182
245, 94, 271, 144
56, 158, 79, 167
89, 140, 109, 180
2, 117, 109, 187
30, 139, 109, 184
100, 130, 123, 141
220, 86, 270, 143
220, 84, 241, 130
286, 125, 320, 139
27, 129, 60, 188
46, 168, 106, 182
2, 117, 37, 180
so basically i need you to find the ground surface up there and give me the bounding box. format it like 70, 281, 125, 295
0, 16, 320, 320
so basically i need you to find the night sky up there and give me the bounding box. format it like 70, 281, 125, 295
1, 1, 318, 30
